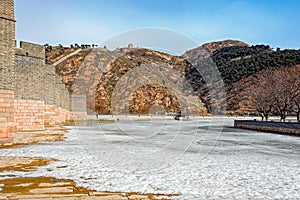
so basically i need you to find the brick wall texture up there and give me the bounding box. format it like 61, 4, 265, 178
14, 99, 44, 131
0, 0, 16, 90
44, 105, 70, 127
14, 41, 72, 109
0, 89, 14, 139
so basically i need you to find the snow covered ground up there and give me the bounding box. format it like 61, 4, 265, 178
1, 120, 300, 199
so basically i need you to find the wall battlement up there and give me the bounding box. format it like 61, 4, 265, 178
15, 41, 45, 61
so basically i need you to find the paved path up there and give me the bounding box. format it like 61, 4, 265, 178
52, 49, 82, 66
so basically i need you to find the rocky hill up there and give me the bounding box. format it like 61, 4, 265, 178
183, 40, 300, 114
184, 40, 249, 60
49, 46, 204, 114
48, 40, 300, 115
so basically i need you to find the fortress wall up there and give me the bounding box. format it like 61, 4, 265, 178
0, 1, 15, 140
14, 41, 79, 128
15, 41, 45, 61
0, 0, 15, 90
14, 41, 71, 108
14, 99, 44, 131
44, 64, 72, 110
14, 54, 45, 101
0, 89, 14, 140
44, 105, 70, 126
44, 65, 58, 106
0, 0, 86, 134
15, 41, 48, 101
14, 43, 86, 127
0, 0, 15, 20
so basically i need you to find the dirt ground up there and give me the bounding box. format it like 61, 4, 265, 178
0, 127, 177, 200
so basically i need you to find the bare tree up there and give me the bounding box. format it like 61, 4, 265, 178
293, 92, 300, 122
252, 65, 300, 122
272, 69, 296, 121
252, 70, 275, 121
74, 43, 80, 48
288, 65, 300, 121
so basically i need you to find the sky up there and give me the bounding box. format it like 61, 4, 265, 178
15, 0, 300, 54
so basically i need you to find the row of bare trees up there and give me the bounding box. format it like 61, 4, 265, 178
44, 43, 99, 49
70, 43, 98, 49
251, 65, 300, 122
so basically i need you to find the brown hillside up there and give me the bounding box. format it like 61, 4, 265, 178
94, 48, 202, 114
53, 47, 205, 114
51, 39, 299, 116
129, 83, 181, 114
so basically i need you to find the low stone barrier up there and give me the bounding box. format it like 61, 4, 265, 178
234, 120, 300, 135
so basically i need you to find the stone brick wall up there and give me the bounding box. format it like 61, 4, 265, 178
14, 54, 45, 101
44, 105, 70, 126
0, 89, 14, 139
44, 64, 71, 109
14, 41, 72, 110
15, 41, 45, 61
0, 0, 88, 133
15, 41, 49, 101
14, 43, 86, 127
14, 99, 44, 131
0, 0, 15, 20
0, 0, 16, 90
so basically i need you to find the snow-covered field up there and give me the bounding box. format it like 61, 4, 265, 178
1, 120, 300, 199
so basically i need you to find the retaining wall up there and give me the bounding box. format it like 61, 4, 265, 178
234, 120, 300, 135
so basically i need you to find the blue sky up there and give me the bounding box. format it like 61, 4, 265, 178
15, 0, 300, 54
